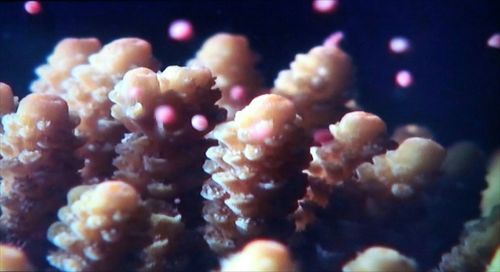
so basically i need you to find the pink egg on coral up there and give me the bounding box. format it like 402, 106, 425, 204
128, 87, 142, 100
24, 1, 42, 15
230, 85, 246, 102
395, 70, 413, 88
487, 33, 500, 49
169, 19, 194, 42
155, 105, 176, 125
191, 114, 209, 131
313, 128, 334, 145
313, 0, 338, 14
389, 36, 411, 54
249, 121, 273, 142
323, 31, 344, 47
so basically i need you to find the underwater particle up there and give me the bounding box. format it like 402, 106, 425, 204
155, 105, 176, 125
191, 114, 209, 131
389, 36, 411, 54
487, 33, 500, 49
342, 246, 417, 272
313, 128, 334, 145
323, 31, 344, 47
0, 245, 34, 271
24, 1, 41, 15
313, 0, 338, 14
230, 85, 246, 102
220, 240, 296, 272
169, 19, 194, 41
395, 70, 413, 88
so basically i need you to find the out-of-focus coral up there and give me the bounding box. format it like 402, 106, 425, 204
342, 246, 417, 272
0, 83, 18, 133
30, 38, 102, 94
47, 181, 148, 271
436, 205, 500, 272
109, 66, 224, 205
481, 151, 500, 217
356, 137, 446, 198
0, 94, 81, 263
391, 124, 433, 144
295, 111, 393, 229
441, 141, 483, 178
220, 239, 296, 272
272, 42, 354, 132
0, 244, 34, 271
201, 94, 310, 253
487, 247, 500, 272
35, 38, 159, 184
189, 33, 262, 120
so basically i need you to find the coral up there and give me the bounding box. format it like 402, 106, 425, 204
391, 124, 433, 144
220, 239, 296, 272
48, 38, 159, 184
481, 151, 500, 217
487, 247, 500, 272
201, 94, 310, 253
0, 244, 34, 271
30, 38, 102, 94
272, 42, 354, 132
0, 94, 81, 249
356, 137, 446, 198
47, 181, 148, 271
0, 82, 18, 133
436, 205, 500, 272
342, 246, 417, 272
189, 33, 263, 120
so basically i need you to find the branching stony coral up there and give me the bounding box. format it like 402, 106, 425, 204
201, 94, 310, 253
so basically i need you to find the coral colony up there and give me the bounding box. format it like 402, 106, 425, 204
0, 30, 499, 272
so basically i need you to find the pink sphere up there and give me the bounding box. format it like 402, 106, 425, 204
230, 85, 246, 102
313, 128, 334, 145
389, 36, 411, 54
249, 121, 273, 142
313, 0, 338, 14
487, 33, 500, 49
155, 105, 176, 125
128, 87, 142, 100
24, 1, 42, 15
169, 19, 194, 42
395, 70, 413, 88
191, 114, 208, 132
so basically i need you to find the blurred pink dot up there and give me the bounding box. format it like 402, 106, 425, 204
191, 114, 208, 131
249, 121, 272, 142
155, 105, 176, 125
128, 87, 141, 99
487, 33, 500, 49
24, 1, 42, 15
395, 70, 413, 88
313, 128, 334, 145
389, 36, 411, 54
169, 19, 194, 41
230, 85, 246, 101
313, 0, 338, 13
323, 31, 344, 47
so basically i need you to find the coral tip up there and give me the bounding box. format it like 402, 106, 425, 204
155, 105, 176, 125
230, 85, 246, 102
24, 1, 42, 15
313, 0, 338, 14
487, 33, 500, 49
169, 19, 194, 42
389, 36, 411, 54
191, 114, 208, 131
395, 70, 413, 88
323, 31, 344, 47
313, 128, 334, 145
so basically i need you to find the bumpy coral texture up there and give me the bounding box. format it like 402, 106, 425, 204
109, 66, 224, 201
295, 111, 393, 229
201, 94, 310, 253
342, 246, 417, 272
189, 33, 262, 120
0, 82, 17, 133
436, 205, 500, 272
30, 38, 102, 94
0, 244, 34, 271
0, 94, 81, 263
355, 137, 446, 198
48, 38, 159, 184
221, 240, 296, 272
47, 181, 148, 272
272, 43, 353, 132
481, 151, 500, 217
391, 124, 433, 144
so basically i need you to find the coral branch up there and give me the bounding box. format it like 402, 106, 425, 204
342, 246, 417, 272
0, 244, 34, 271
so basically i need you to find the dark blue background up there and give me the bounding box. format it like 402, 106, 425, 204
1, 0, 499, 151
